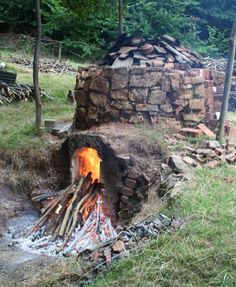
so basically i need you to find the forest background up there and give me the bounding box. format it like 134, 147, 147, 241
0, 0, 235, 60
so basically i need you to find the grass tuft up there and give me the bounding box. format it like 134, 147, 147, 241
0, 63, 75, 148
91, 166, 236, 287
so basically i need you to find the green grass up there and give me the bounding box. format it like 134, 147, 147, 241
0, 63, 75, 148
91, 166, 236, 287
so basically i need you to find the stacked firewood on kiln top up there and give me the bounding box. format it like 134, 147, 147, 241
101, 34, 203, 69
25, 172, 117, 256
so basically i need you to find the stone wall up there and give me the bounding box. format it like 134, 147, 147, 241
74, 66, 208, 129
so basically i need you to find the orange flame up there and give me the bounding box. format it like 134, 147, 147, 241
76, 147, 101, 182
82, 194, 99, 222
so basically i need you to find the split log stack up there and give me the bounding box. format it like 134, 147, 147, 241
0, 80, 51, 105
7, 55, 77, 74
101, 34, 203, 69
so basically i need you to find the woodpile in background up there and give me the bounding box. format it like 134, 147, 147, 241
0, 80, 51, 105
7, 55, 77, 74
204, 57, 236, 76
101, 34, 203, 68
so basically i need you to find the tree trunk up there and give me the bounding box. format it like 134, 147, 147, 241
33, 0, 42, 134
118, 0, 123, 35
216, 17, 236, 143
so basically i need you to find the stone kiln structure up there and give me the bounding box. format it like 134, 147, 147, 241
55, 65, 229, 225
55, 123, 162, 224
74, 66, 224, 130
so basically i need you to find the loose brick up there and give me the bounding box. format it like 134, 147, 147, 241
206, 160, 219, 168
198, 124, 215, 138
179, 128, 203, 137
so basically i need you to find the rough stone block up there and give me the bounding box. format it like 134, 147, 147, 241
189, 98, 205, 111
129, 112, 144, 123
119, 110, 132, 122
130, 72, 162, 88
211, 70, 225, 85
194, 84, 205, 98
182, 84, 192, 90
122, 187, 134, 197
130, 66, 147, 75
135, 104, 159, 112
124, 178, 137, 189
169, 72, 183, 91
160, 103, 174, 114
103, 106, 120, 122
148, 89, 166, 105
204, 80, 215, 112
174, 99, 189, 107
190, 76, 204, 85
119, 202, 130, 211
182, 113, 204, 123
129, 88, 148, 103
179, 89, 193, 100
87, 106, 99, 120
89, 91, 108, 107
89, 76, 109, 94
161, 75, 171, 92
183, 77, 192, 85
121, 196, 129, 204
75, 90, 89, 106
111, 100, 133, 110
101, 161, 119, 174
170, 77, 180, 91
127, 168, 141, 179
111, 89, 128, 100
111, 69, 129, 90
76, 78, 86, 89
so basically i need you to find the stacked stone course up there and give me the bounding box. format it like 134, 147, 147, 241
74, 66, 208, 129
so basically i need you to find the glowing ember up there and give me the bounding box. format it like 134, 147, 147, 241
76, 148, 101, 182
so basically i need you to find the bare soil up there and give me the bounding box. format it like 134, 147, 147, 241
0, 184, 28, 237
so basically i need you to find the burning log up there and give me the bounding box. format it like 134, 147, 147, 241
28, 172, 115, 258
58, 177, 85, 237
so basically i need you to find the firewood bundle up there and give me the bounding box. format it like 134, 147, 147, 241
101, 34, 203, 68
29, 173, 102, 249
7, 55, 77, 74
0, 81, 51, 105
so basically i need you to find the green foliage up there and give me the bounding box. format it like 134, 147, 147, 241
0, 0, 235, 59
125, 0, 197, 41
0, 0, 34, 32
